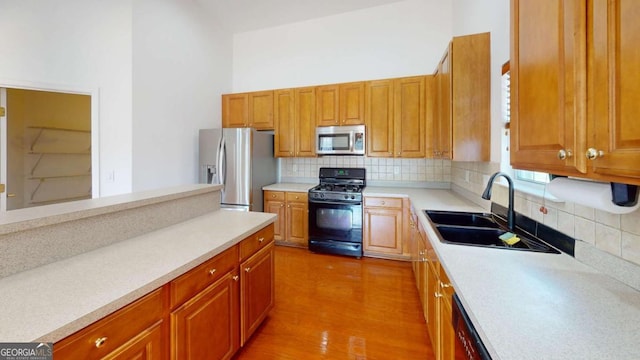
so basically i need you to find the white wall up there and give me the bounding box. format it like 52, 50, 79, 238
0, 0, 133, 196
452, 0, 510, 163
132, 0, 232, 192
232, 0, 453, 92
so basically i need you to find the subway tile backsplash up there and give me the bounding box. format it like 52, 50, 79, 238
451, 161, 640, 290
279, 157, 452, 184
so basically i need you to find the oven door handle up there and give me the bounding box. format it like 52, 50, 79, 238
309, 199, 362, 206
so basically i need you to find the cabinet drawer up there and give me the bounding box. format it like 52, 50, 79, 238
54, 287, 166, 359
286, 192, 307, 203
240, 224, 275, 262
265, 191, 285, 201
170, 246, 239, 308
364, 196, 403, 208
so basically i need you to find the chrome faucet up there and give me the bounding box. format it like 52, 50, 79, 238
482, 172, 515, 232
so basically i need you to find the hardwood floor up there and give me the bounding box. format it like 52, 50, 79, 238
233, 246, 434, 359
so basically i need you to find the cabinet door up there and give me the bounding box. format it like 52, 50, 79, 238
394, 76, 426, 158
248, 91, 274, 130
590, 0, 640, 181
451, 33, 491, 161
103, 321, 164, 360
222, 93, 249, 128
286, 192, 308, 247
510, 0, 587, 175
171, 272, 240, 360
366, 79, 394, 157
363, 207, 403, 255
264, 191, 285, 241
240, 242, 275, 345
426, 261, 440, 358
294, 87, 316, 157
274, 89, 295, 157
316, 85, 340, 127
435, 49, 452, 159
340, 82, 365, 125
439, 295, 455, 360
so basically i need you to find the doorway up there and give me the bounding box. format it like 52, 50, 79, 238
0, 86, 95, 210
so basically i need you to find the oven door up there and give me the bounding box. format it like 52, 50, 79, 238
308, 199, 362, 243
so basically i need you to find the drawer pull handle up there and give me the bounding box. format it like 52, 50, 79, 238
434, 292, 442, 298
209, 269, 217, 275
95, 337, 107, 348
258, 237, 265, 243
233, 275, 239, 281
440, 282, 452, 289
381, 201, 386, 205
245, 267, 251, 272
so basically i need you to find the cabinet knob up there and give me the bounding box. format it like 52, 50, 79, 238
440, 282, 452, 289
434, 292, 442, 298
557, 149, 572, 160
295, 195, 299, 199
381, 201, 385, 205
245, 267, 251, 272
272, 194, 276, 198
258, 237, 264, 243
95, 337, 107, 348
208, 268, 217, 275
233, 275, 239, 281
586, 148, 605, 160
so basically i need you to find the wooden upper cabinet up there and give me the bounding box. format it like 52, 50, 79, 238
512, 0, 640, 185
274, 89, 295, 157
316, 85, 340, 126
294, 87, 316, 157
432, 32, 490, 161
511, 0, 588, 174
223, 91, 274, 130
222, 93, 249, 128
589, 0, 640, 182
248, 91, 274, 130
366, 79, 395, 157
317, 82, 365, 126
394, 76, 426, 158
450, 33, 490, 161
340, 82, 365, 125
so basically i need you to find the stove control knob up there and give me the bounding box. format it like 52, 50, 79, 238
351, 195, 355, 199
320, 193, 325, 198
344, 195, 349, 200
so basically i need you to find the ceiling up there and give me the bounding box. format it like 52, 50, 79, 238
197, 0, 408, 33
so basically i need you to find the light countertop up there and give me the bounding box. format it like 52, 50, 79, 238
377, 188, 640, 360
263, 182, 317, 192
0, 209, 275, 343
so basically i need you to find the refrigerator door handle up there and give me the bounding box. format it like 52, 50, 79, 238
216, 135, 224, 188
220, 136, 227, 188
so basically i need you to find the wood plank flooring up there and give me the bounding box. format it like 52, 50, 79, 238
233, 246, 434, 359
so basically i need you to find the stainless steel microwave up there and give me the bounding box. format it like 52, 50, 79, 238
316, 125, 365, 155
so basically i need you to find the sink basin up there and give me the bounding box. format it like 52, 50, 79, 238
424, 210, 500, 228
424, 210, 559, 254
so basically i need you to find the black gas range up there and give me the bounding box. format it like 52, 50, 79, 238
308, 167, 365, 258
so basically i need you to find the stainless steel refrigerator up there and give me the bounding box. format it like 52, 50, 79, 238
199, 128, 277, 211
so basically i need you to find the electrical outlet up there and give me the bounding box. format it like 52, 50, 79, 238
106, 170, 115, 183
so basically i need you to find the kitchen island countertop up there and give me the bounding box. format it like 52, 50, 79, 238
0, 208, 275, 343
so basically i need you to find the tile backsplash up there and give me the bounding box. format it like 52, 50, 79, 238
451, 161, 640, 290
280, 157, 452, 185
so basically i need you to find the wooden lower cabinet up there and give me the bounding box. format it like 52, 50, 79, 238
53, 287, 168, 360
171, 272, 239, 360
264, 190, 308, 248
54, 224, 275, 360
421, 227, 456, 360
240, 242, 275, 344
363, 196, 409, 259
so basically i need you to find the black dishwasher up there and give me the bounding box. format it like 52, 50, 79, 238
452, 294, 492, 360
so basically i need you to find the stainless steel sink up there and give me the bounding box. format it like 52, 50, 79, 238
424, 210, 559, 254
